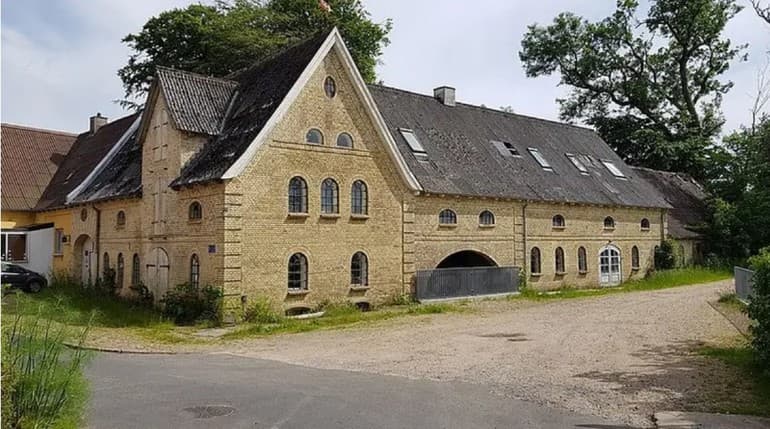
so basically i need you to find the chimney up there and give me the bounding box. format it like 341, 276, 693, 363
89, 113, 108, 134
433, 86, 455, 107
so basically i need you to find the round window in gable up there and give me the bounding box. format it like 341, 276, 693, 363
324, 76, 336, 98
80, 209, 88, 222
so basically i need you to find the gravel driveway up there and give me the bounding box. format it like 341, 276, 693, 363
222, 280, 742, 427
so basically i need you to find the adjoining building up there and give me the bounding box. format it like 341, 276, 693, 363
2, 29, 681, 311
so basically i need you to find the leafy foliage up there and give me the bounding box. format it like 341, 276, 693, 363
748, 248, 770, 370
519, 0, 745, 180
243, 297, 284, 324
161, 283, 223, 325
119, 0, 391, 104
654, 239, 677, 269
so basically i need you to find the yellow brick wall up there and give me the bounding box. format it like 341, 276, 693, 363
1, 211, 35, 229
33, 209, 73, 273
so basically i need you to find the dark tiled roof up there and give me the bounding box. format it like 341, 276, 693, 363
369, 85, 670, 209
1, 124, 76, 211
156, 67, 238, 135
632, 167, 708, 239
35, 114, 139, 210
171, 31, 328, 187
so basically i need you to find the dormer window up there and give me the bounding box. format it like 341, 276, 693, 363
528, 148, 552, 171
601, 160, 626, 178
566, 153, 588, 174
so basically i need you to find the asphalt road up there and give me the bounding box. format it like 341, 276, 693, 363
86, 352, 625, 429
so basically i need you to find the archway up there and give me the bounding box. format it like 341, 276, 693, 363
73, 234, 95, 285
436, 250, 497, 269
599, 245, 622, 286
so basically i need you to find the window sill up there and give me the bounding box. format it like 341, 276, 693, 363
631, 267, 640, 271
188, 219, 203, 224
641, 228, 650, 232
578, 270, 588, 275
603, 227, 615, 231
350, 214, 369, 220
530, 273, 542, 277
320, 213, 340, 219
350, 285, 369, 291
552, 226, 565, 230
438, 224, 458, 228
53, 253, 63, 258
287, 289, 310, 296
478, 224, 495, 228
287, 212, 309, 219
555, 271, 566, 276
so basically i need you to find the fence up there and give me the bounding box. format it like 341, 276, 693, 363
734, 266, 755, 303
415, 266, 519, 301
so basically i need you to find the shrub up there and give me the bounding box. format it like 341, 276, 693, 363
654, 239, 677, 270
748, 248, 770, 370
161, 283, 223, 325
129, 282, 154, 306
243, 297, 283, 324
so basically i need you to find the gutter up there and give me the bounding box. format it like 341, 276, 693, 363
522, 203, 528, 273
93, 205, 101, 280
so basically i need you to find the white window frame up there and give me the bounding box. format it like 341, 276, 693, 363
528, 148, 553, 171
601, 160, 626, 178
398, 128, 426, 154
1, 232, 28, 262
54, 229, 64, 255
566, 153, 589, 174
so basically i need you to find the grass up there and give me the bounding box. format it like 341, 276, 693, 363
698, 345, 770, 416
517, 267, 731, 301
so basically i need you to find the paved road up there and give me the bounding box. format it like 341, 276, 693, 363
86, 352, 623, 429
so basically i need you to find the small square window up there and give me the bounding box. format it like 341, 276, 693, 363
566, 153, 589, 174
491, 140, 521, 157
601, 160, 626, 178
398, 128, 426, 154
528, 148, 552, 170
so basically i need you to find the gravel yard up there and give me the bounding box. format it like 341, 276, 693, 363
222, 280, 744, 427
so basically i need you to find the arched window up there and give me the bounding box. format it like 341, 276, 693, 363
351, 180, 368, 215
479, 210, 495, 226
321, 178, 339, 214
336, 132, 353, 148
103, 252, 110, 277
604, 216, 615, 229
306, 128, 323, 145
116, 211, 126, 228
552, 214, 565, 228
578, 246, 587, 273
555, 247, 565, 273
131, 254, 140, 286
631, 246, 640, 270
439, 209, 457, 225
641, 218, 650, 230
190, 254, 200, 288
288, 176, 308, 213
530, 247, 541, 274
351, 252, 368, 286
288, 253, 308, 290
188, 201, 202, 220
324, 76, 336, 98
116, 253, 124, 289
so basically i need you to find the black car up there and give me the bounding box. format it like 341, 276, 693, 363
1, 262, 47, 293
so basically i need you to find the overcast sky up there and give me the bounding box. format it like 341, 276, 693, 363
2, 0, 769, 135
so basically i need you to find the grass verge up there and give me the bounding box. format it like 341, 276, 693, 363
698, 344, 770, 416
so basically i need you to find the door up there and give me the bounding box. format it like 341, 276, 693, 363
146, 248, 169, 299
599, 246, 621, 286
81, 237, 94, 285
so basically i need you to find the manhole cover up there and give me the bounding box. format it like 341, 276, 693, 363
183, 405, 235, 419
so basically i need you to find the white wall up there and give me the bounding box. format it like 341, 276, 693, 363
17, 228, 54, 278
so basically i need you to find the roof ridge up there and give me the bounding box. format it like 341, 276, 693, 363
226, 29, 332, 80
156, 66, 238, 86
1, 123, 78, 136
631, 165, 693, 178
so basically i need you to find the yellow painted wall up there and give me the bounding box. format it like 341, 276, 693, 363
1, 211, 35, 229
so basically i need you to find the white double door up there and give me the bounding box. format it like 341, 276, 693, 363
599, 245, 621, 286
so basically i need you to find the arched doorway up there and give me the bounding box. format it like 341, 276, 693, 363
436, 250, 497, 269
73, 235, 95, 285
146, 247, 169, 300
599, 245, 622, 286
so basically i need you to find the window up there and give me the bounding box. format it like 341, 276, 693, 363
641, 218, 650, 230
131, 254, 140, 286
632, 246, 640, 270
116, 210, 126, 228
190, 254, 200, 288
321, 178, 339, 214
552, 214, 565, 228
288, 253, 308, 290
116, 253, 124, 289
530, 247, 541, 275
555, 247, 565, 274
306, 128, 324, 145
578, 246, 587, 273
351, 180, 368, 215
324, 76, 336, 98
528, 148, 552, 171
188, 201, 202, 221
336, 132, 353, 148
398, 128, 426, 154
351, 252, 368, 286
54, 229, 64, 255
566, 153, 589, 174
80, 209, 88, 221
491, 140, 520, 157
479, 210, 495, 226
103, 252, 110, 277
604, 216, 615, 229
288, 177, 308, 214
1, 233, 27, 262
439, 209, 457, 225
601, 160, 626, 178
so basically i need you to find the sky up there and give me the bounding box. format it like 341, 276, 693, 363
2, 0, 769, 135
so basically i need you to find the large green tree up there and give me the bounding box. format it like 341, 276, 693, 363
519, 0, 745, 180
119, 0, 390, 105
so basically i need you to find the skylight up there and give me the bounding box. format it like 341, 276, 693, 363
528, 148, 552, 171
566, 153, 588, 174
491, 140, 520, 157
398, 128, 426, 154
601, 160, 626, 178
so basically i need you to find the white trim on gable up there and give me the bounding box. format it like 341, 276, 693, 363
221, 28, 422, 192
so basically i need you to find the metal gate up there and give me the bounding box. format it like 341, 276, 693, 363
734, 266, 755, 303
415, 266, 519, 301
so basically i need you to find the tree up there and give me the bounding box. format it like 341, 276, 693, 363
119, 0, 391, 105
753, 0, 770, 24
519, 0, 745, 180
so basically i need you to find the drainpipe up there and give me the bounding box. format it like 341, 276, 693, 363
93, 204, 101, 280
521, 203, 528, 274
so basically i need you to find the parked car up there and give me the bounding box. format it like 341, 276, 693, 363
1, 262, 47, 293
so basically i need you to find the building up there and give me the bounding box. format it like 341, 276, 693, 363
1, 29, 673, 312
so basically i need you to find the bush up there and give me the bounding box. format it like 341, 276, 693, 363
243, 297, 283, 324
128, 282, 154, 306
655, 239, 677, 270
748, 248, 770, 370
161, 283, 223, 325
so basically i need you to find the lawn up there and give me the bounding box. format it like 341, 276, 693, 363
698, 344, 770, 416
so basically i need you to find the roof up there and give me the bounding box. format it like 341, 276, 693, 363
156, 67, 238, 135
1, 124, 76, 211
35, 114, 140, 210
369, 85, 671, 209
171, 31, 329, 187
632, 167, 708, 239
